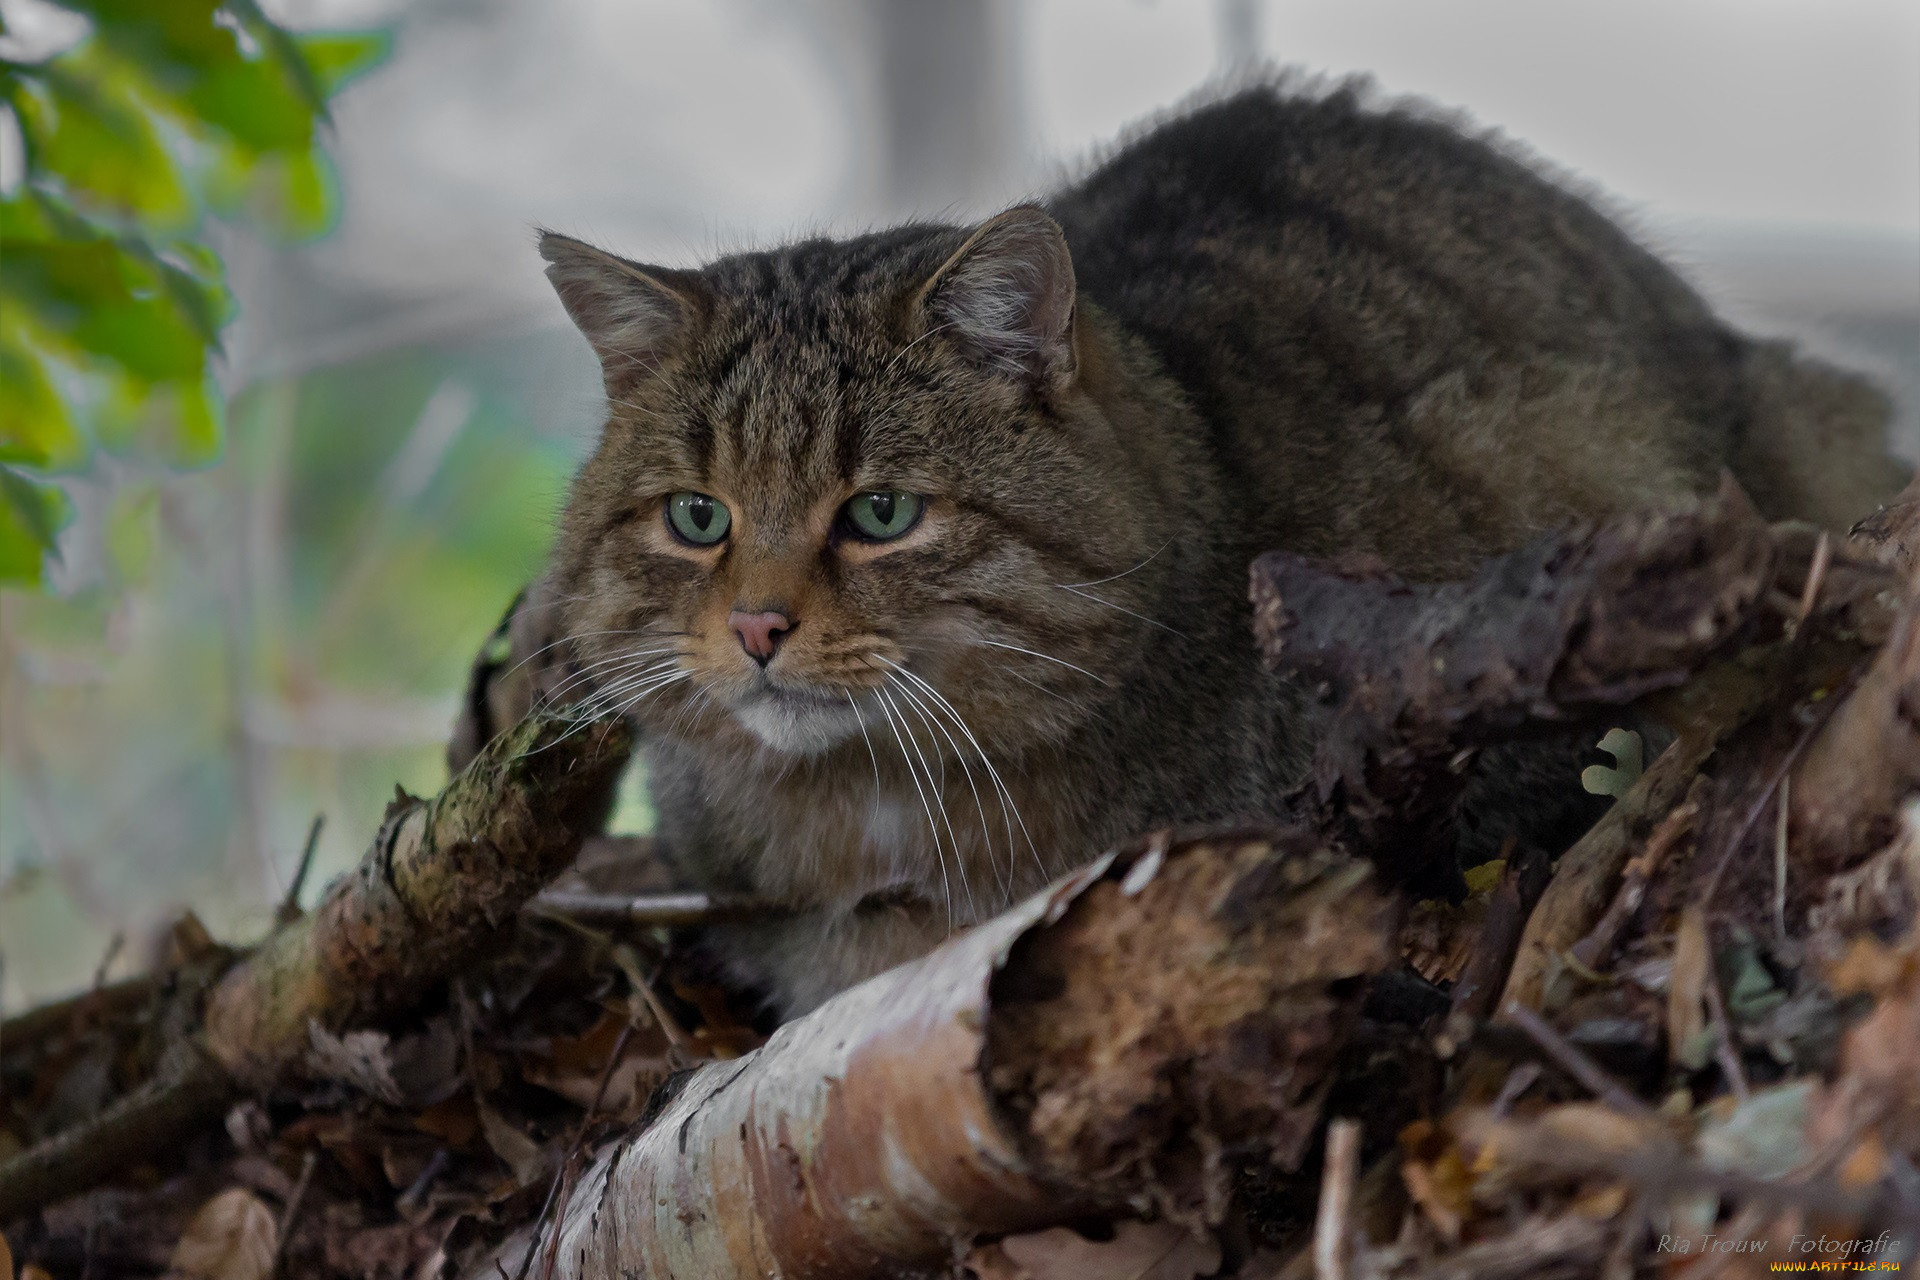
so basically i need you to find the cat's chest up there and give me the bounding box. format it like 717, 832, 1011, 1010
663, 742, 1069, 915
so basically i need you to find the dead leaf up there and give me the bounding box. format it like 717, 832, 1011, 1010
995, 1221, 1221, 1280
1822, 947, 1920, 1150
672, 978, 768, 1059
1399, 1119, 1473, 1241
306, 1023, 405, 1104
1825, 934, 1916, 997
1569, 1181, 1629, 1220
1839, 1131, 1890, 1188
168, 1188, 278, 1280
519, 1008, 671, 1118
166, 911, 221, 966
1403, 896, 1489, 987
323, 1220, 446, 1280
294, 1113, 388, 1193
961, 1242, 1028, 1280
2, 1228, 12, 1280
23, 1267, 52, 1280
385, 1017, 464, 1106
414, 1094, 480, 1149
1464, 1101, 1675, 1197
477, 1098, 549, 1188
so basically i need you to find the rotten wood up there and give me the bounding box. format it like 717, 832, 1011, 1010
1254, 487, 1901, 897
499, 831, 1398, 1279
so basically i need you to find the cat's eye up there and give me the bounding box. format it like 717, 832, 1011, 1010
843, 491, 923, 542
666, 492, 731, 545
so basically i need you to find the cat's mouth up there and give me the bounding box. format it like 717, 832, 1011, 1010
731, 681, 865, 756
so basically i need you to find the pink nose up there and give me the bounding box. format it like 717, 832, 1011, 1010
728, 609, 792, 666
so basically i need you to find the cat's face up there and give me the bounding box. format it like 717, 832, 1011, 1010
542, 209, 1166, 764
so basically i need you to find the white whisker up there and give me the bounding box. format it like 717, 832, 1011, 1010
882, 658, 1045, 889
882, 682, 972, 918
974, 638, 1110, 686
1057, 537, 1174, 589
1054, 584, 1187, 636
542, 647, 684, 706
887, 673, 998, 904
873, 684, 954, 929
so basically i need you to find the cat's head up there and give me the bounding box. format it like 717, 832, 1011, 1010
540, 207, 1169, 763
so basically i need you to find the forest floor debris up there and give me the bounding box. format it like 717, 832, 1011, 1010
7, 482, 1920, 1277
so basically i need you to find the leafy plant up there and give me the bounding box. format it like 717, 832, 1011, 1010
0, 0, 386, 586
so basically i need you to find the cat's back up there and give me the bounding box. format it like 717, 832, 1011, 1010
1048, 80, 1733, 414
1047, 80, 1898, 574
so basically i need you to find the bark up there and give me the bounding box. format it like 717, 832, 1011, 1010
1251, 483, 1900, 873
204, 711, 631, 1086
492, 831, 1398, 1279
1250, 480, 1779, 865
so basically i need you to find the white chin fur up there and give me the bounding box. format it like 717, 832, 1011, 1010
735, 695, 861, 756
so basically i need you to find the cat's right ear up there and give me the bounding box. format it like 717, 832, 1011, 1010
539, 231, 704, 391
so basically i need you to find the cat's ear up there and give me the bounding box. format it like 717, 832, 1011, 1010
539, 231, 704, 389
919, 205, 1077, 391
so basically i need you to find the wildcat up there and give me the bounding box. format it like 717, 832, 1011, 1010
535, 78, 1906, 1016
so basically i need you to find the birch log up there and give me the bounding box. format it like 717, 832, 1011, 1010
508, 830, 1398, 1279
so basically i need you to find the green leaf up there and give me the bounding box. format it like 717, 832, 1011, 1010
293, 30, 390, 99
0, 332, 85, 469
1, 229, 215, 381
5, 55, 193, 226
0, 465, 73, 586
60, 0, 235, 72
259, 145, 335, 240
91, 369, 224, 468
1580, 727, 1644, 799
180, 55, 315, 151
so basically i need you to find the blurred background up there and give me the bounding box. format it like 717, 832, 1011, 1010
2, 0, 1916, 1008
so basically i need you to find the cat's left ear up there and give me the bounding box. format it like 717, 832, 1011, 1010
919, 205, 1077, 392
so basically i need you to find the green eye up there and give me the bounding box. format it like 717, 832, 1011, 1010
844, 491, 924, 541
666, 492, 731, 545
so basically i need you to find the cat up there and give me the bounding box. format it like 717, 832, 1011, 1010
533, 77, 1907, 1017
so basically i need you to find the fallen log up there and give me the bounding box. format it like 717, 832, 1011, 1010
477, 830, 1398, 1279
1252, 484, 1899, 869
204, 712, 632, 1085
0, 711, 631, 1223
